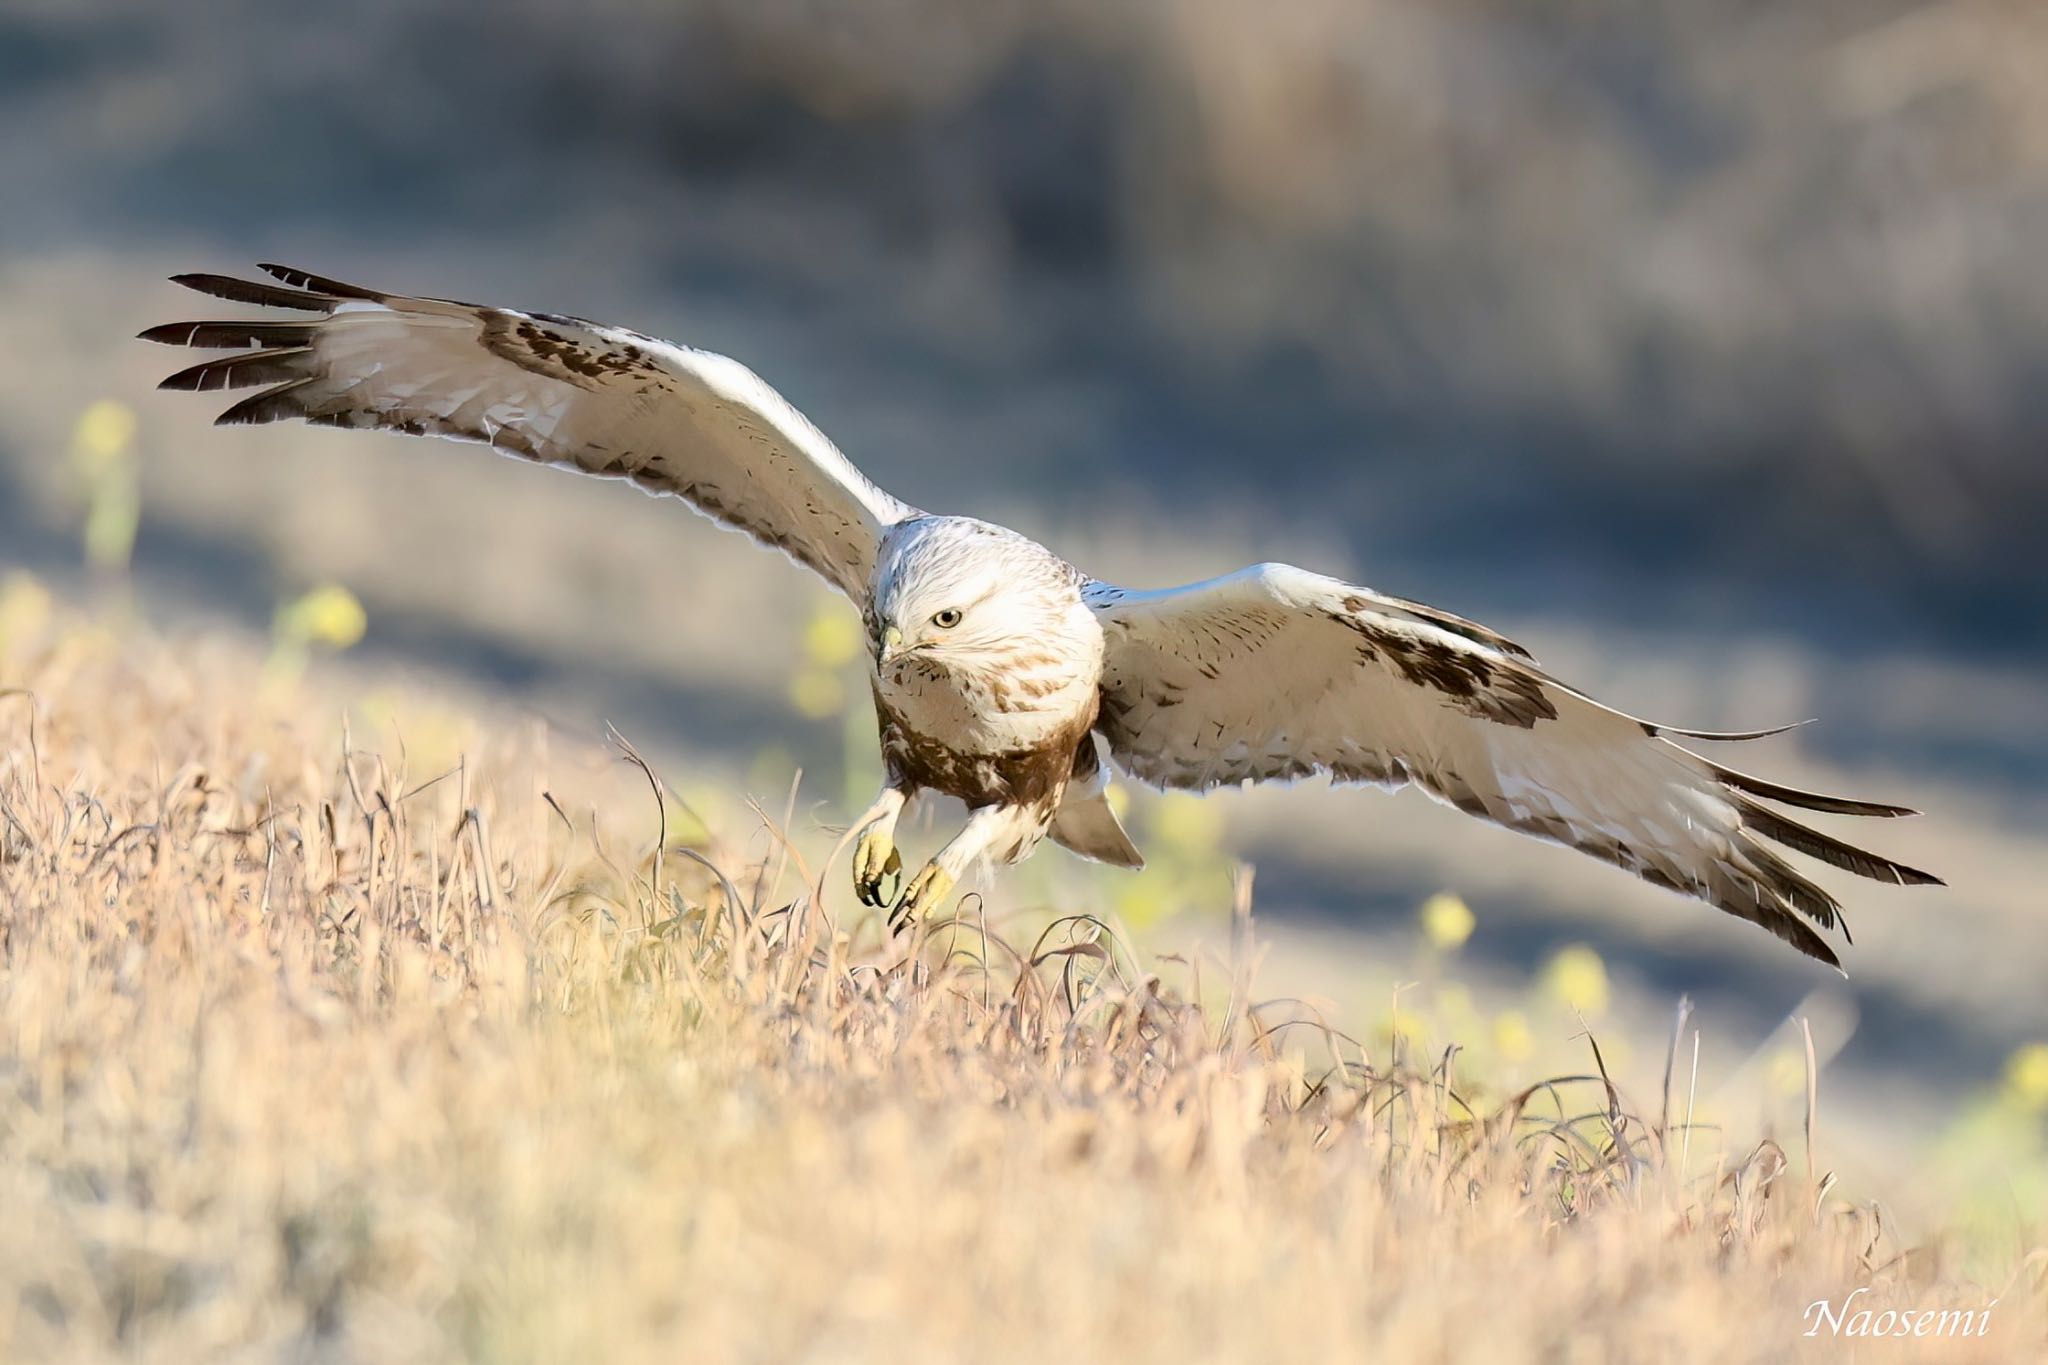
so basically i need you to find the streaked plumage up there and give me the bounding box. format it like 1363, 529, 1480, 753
143, 265, 1942, 969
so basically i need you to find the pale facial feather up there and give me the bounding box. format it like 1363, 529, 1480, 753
870, 517, 1099, 681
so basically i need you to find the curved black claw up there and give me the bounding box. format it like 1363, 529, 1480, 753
887, 862, 955, 933
854, 836, 902, 908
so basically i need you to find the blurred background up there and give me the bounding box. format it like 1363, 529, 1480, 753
2, 0, 2044, 1220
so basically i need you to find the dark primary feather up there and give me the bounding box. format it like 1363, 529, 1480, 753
1705, 761, 1920, 817
137, 320, 318, 350
254, 262, 390, 300
165, 271, 339, 311
1644, 719, 1812, 741
159, 347, 317, 393
215, 377, 326, 427
1732, 797, 1943, 888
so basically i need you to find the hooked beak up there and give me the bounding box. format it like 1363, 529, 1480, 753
878, 624, 906, 666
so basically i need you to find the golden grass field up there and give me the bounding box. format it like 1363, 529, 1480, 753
0, 594, 2042, 1364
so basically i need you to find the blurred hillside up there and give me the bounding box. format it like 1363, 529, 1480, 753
1, 0, 2045, 1182
8, 0, 2048, 604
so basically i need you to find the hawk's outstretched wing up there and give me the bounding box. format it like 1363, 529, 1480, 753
142, 265, 917, 599
1086, 563, 1940, 968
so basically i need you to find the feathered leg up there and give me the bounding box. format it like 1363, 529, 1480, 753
891, 804, 1042, 930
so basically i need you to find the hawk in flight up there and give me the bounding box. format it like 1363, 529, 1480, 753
144, 266, 1941, 968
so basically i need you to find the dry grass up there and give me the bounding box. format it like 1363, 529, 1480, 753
0, 623, 2040, 1364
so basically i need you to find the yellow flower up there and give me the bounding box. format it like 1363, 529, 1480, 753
1376, 1010, 1422, 1052
787, 669, 844, 719
2005, 1042, 2048, 1113
1541, 944, 1609, 1017
1151, 791, 1223, 856
1114, 877, 1172, 932
70, 400, 141, 572
0, 573, 53, 650
1493, 1010, 1533, 1062
72, 399, 136, 467
281, 584, 368, 650
1419, 892, 1475, 951
803, 605, 863, 668
265, 585, 368, 693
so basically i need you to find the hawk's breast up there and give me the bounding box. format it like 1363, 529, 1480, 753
872, 661, 1098, 810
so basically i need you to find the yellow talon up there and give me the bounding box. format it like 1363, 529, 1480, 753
853, 826, 902, 907
889, 862, 956, 931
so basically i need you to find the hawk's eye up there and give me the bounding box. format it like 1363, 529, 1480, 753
931, 608, 963, 629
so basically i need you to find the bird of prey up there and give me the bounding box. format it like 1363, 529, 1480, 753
142, 265, 1941, 968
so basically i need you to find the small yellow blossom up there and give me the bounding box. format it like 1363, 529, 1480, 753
1541, 944, 1610, 1017
265, 584, 368, 693
1115, 877, 1172, 932
72, 399, 137, 466
1151, 791, 1223, 856
1493, 1010, 1533, 1062
71, 400, 141, 572
1419, 892, 1475, 951
0, 573, 53, 650
2005, 1042, 2048, 1113
788, 669, 843, 719
803, 606, 863, 668
280, 584, 368, 650
1376, 1010, 1422, 1052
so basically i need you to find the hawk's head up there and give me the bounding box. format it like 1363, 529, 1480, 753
868, 516, 1097, 680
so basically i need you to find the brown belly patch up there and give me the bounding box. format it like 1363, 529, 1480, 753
874, 690, 1096, 814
